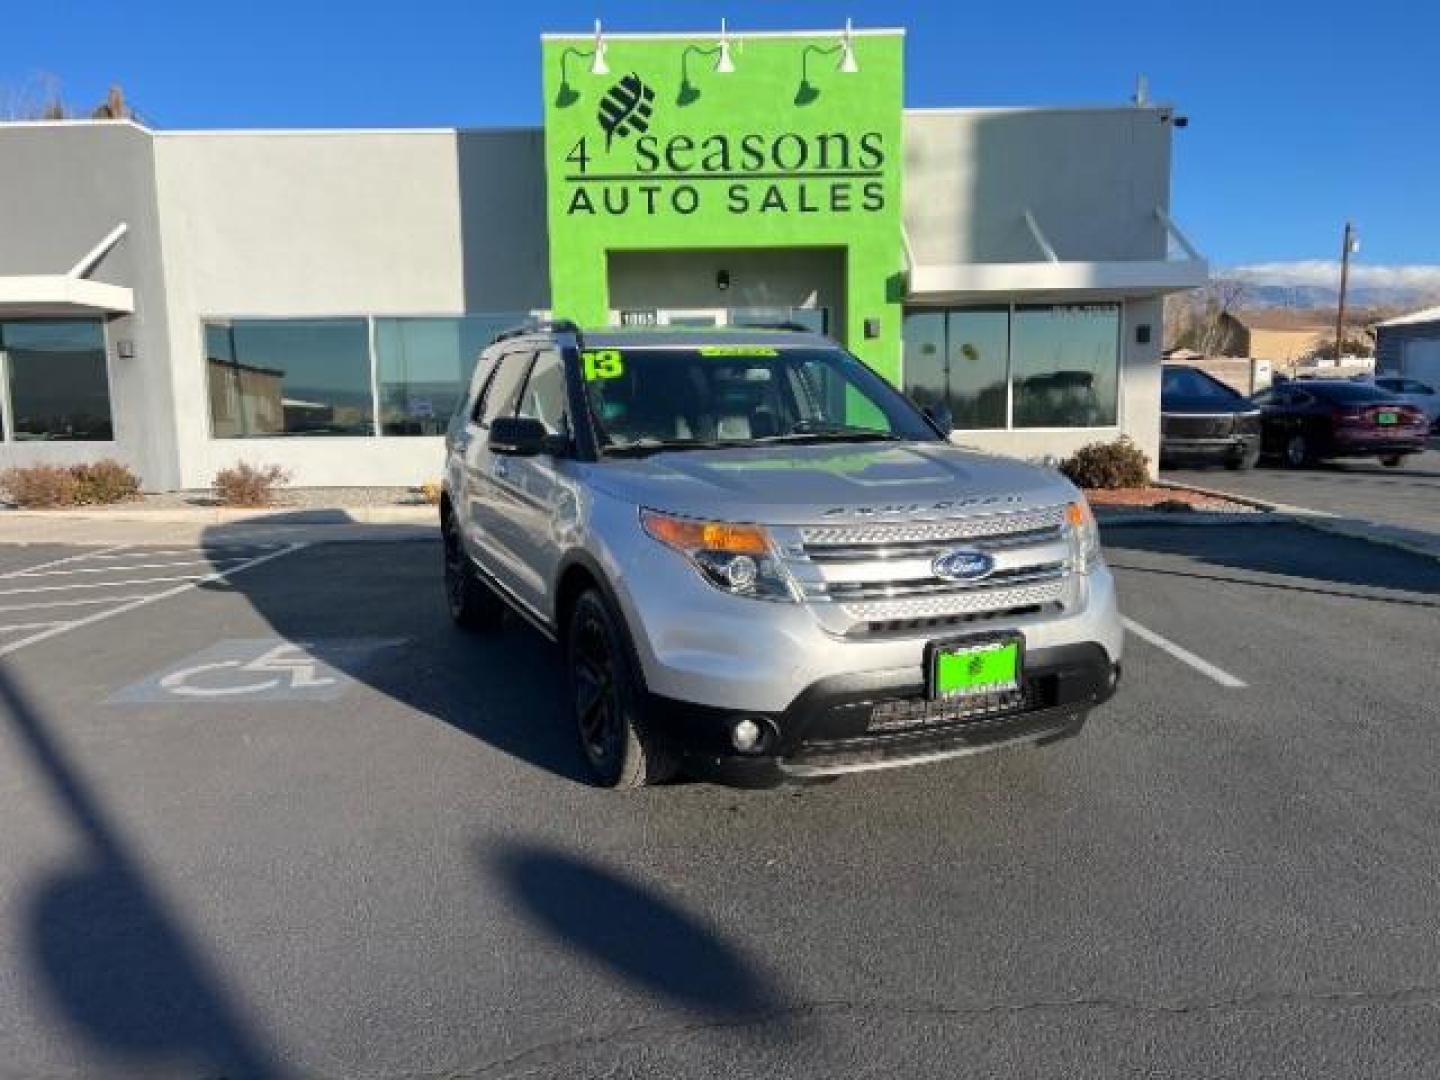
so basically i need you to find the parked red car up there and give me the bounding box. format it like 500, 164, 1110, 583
1251, 380, 1430, 467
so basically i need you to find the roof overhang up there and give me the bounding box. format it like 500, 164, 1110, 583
906, 258, 1209, 303
0, 275, 135, 317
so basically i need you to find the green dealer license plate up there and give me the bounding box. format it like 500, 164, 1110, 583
1376, 411, 1398, 425
929, 637, 1023, 699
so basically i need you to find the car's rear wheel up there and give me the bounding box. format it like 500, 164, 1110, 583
1380, 453, 1407, 468
442, 509, 504, 632
1284, 434, 1312, 468
566, 588, 675, 789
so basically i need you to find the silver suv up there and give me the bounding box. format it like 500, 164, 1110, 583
442, 323, 1122, 788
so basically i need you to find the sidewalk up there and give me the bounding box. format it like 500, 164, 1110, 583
1153, 478, 1440, 561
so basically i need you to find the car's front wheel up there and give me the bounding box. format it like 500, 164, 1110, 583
1227, 445, 1261, 471
442, 509, 504, 632
1284, 434, 1312, 468
1380, 453, 1408, 468
566, 588, 675, 789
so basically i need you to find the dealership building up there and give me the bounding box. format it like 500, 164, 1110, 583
0, 26, 1206, 489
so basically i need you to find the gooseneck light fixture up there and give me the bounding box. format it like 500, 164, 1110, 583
795, 19, 861, 106
677, 18, 736, 106
554, 18, 611, 108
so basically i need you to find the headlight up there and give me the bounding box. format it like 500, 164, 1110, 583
640, 510, 798, 602
1065, 500, 1102, 574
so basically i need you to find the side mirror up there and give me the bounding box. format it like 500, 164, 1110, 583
923, 404, 954, 435
489, 416, 558, 457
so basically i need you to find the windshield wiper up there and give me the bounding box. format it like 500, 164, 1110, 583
601, 439, 731, 458
759, 429, 904, 444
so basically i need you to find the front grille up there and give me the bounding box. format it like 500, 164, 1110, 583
856, 601, 1059, 638
803, 675, 1056, 742
1162, 413, 1236, 439
781, 505, 1073, 627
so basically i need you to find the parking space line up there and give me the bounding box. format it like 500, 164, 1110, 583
0, 594, 155, 614
12, 557, 256, 577
0, 543, 307, 660
0, 544, 129, 580
0, 576, 211, 596
1122, 616, 1248, 689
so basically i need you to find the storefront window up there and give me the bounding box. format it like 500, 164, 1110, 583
0, 319, 113, 441
904, 304, 1121, 431
205, 319, 373, 437
374, 315, 525, 435
1011, 304, 1120, 428
902, 308, 1008, 429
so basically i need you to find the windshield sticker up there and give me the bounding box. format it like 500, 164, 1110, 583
697, 345, 779, 358
582, 349, 625, 381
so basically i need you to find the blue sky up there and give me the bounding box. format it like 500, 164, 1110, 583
6, 0, 1437, 286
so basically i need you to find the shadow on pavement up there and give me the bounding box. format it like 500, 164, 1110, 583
198, 515, 593, 785
0, 666, 284, 1078
1103, 522, 1440, 602
490, 841, 790, 1029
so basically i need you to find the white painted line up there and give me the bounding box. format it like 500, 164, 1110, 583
81, 546, 278, 560
0, 543, 307, 660
0, 621, 63, 634
0, 575, 208, 597
13, 557, 254, 577
1122, 616, 1248, 689
0, 544, 129, 580
0, 594, 155, 614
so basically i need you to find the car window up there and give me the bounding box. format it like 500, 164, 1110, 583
514, 348, 570, 436
464, 356, 498, 423
1163, 367, 1239, 400
478, 350, 536, 427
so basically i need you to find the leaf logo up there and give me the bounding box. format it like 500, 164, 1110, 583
597, 73, 656, 150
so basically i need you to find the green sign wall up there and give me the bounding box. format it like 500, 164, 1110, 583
541, 29, 905, 381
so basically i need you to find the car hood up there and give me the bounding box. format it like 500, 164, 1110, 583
583, 441, 1077, 526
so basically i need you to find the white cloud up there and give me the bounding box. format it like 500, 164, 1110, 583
1226, 261, 1440, 291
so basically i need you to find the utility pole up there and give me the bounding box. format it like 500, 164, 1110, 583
1335, 221, 1358, 363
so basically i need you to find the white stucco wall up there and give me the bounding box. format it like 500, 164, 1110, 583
152, 129, 548, 488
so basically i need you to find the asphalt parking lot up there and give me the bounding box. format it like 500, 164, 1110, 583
1, 524, 1439, 1078
1165, 442, 1440, 534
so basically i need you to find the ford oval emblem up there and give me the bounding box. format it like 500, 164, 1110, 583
931, 548, 995, 582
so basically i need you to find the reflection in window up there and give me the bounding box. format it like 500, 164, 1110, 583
0, 319, 113, 441
206, 319, 373, 437
375, 315, 525, 436
1011, 305, 1119, 428
902, 308, 1007, 429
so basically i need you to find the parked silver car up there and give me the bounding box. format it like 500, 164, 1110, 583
441, 323, 1123, 788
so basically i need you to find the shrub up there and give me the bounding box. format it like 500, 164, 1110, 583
1, 465, 82, 508
213, 463, 290, 508
418, 480, 443, 506
1059, 437, 1150, 490
71, 459, 141, 505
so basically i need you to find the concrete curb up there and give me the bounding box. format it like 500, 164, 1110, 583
1097, 511, 1293, 527
0, 504, 438, 525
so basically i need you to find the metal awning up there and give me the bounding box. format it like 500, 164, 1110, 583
903, 207, 1209, 302
0, 223, 134, 317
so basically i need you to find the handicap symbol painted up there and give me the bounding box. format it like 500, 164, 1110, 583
109, 638, 408, 705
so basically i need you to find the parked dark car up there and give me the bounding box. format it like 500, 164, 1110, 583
1251, 379, 1429, 468
1159, 365, 1262, 469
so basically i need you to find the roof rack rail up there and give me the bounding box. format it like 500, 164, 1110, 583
490, 318, 582, 345
737, 321, 822, 334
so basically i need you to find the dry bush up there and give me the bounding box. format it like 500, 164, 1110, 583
213, 463, 290, 508
71, 459, 141, 505
419, 480, 443, 506
1059, 437, 1151, 489
0, 465, 82, 508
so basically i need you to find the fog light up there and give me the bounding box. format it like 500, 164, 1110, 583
725, 554, 758, 591
731, 716, 763, 752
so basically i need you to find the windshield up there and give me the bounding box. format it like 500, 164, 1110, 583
1163, 367, 1242, 401
580, 345, 940, 454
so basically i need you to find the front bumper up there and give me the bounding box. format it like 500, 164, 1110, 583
650, 642, 1118, 785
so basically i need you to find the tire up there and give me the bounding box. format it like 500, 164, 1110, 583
1227, 446, 1261, 471
442, 508, 504, 632
1284, 434, 1312, 468
566, 588, 676, 789
1380, 454, 1406, 468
